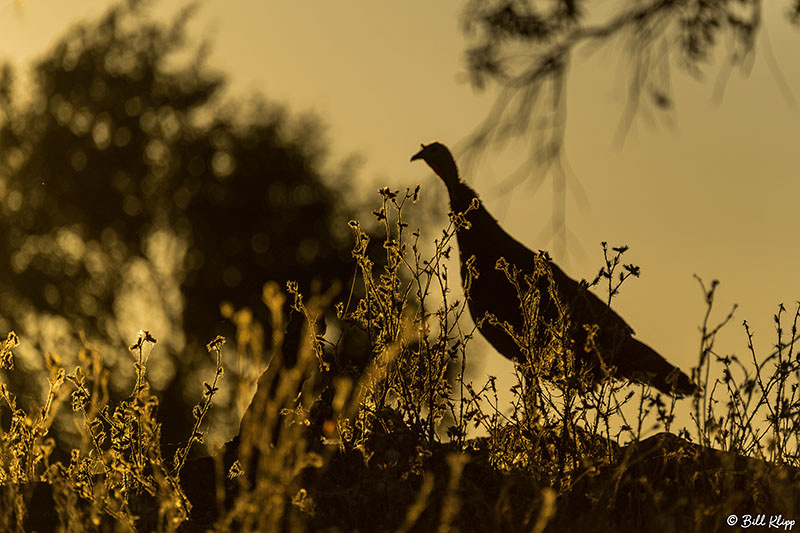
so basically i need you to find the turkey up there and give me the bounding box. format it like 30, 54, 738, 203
411, 141, 697, 396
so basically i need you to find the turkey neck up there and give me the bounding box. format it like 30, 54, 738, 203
447, 179, 509, 239
444, 179, 527, 276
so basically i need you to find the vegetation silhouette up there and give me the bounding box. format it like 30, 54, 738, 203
5, 189, 800, 532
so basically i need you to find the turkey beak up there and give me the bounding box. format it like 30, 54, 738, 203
410, 146, 426, 162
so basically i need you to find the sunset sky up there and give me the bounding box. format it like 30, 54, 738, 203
2, 1, 799, 402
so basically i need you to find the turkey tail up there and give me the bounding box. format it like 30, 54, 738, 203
618, 337, 698, 397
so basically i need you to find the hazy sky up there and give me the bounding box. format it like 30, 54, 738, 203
2, 1, 799, 399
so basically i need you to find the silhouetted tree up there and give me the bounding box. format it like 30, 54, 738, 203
0, 2, 360, 450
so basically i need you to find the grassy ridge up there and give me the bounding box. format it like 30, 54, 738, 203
2, 188, 800, 532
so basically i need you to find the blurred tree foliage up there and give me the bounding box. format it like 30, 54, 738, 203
462, 0, 799, 150
459, 0, 799, 254
0, 2, 360, 448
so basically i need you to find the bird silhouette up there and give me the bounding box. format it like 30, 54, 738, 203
411, 141, 697, 396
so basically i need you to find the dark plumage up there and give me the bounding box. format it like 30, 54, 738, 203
411, 141, 697, 396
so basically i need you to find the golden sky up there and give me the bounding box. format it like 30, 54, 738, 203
2, 1, 799, 398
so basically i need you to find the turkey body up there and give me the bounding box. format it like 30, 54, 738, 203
411, 142, 696, 396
